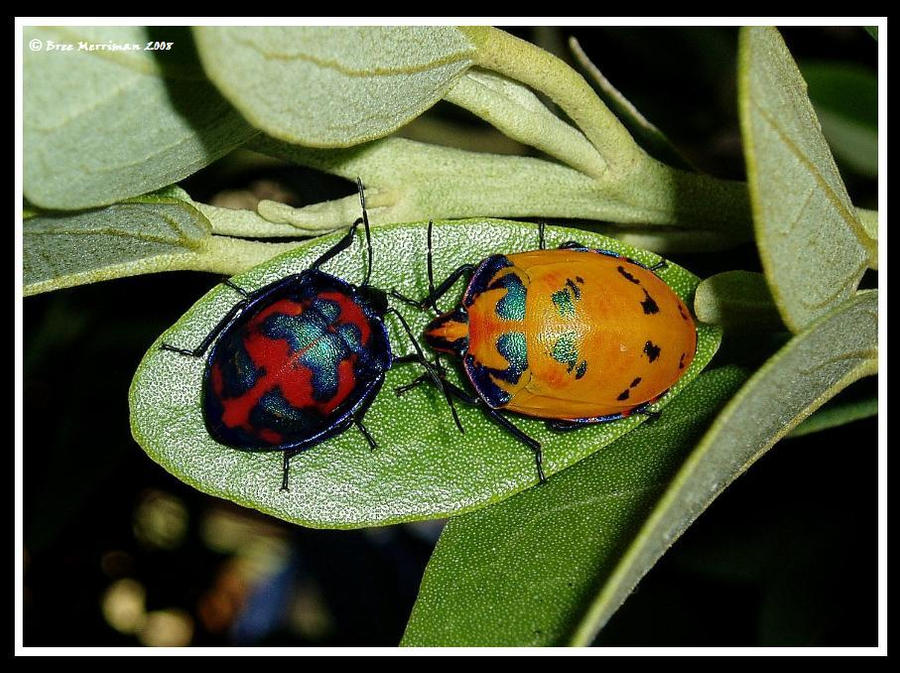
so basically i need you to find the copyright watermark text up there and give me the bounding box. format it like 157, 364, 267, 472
28, 39, 174, 52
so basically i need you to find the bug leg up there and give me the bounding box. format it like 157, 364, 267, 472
355, 177, 374, 287
387, 307, 463, 433
424, 220, 439, 314
635, 408, 662, 424
438, 378, 545, 484
281, 451, 294, 491
432, 355, 464, 434
394, 373, 429, 396
390, 353, 423, 366
310, 216, 364, 272
222, 280, 250, 297
558, 240, 588, 250
392, 356, 465, 434
390, 263, 477, 311
160, 274, 306, 358
354, 417, 377, 451
545, 419, 585, 433
387, 308, 447, 394
649, 260, 669, 272
309, 178, 374, 280
160, 298, 250, 358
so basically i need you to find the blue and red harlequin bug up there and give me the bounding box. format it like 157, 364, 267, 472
393, 221, 698, 484
161, 180, 441, 491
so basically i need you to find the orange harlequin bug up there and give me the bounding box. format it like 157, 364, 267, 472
393, 222, 698, 483
160, 181, 440, 490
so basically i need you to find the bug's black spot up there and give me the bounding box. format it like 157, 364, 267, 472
617, 389, 631, 401
565, 278, 582, 300
644, 340, 661, 363
679, 304, 690, 321
575, 276, 584, 284
679, 352, 686, 369
575, 361, 588, 379
641, 289, 659, 315
630, 377, 642, 388
617, 266, 640, 284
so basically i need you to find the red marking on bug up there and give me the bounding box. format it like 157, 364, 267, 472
249, 297, 304, 330
318, 291, 372, 347
259, 428, 283, 444
217, 293, 368, 440
280, 357, 358, 417
211, 363, 224, 396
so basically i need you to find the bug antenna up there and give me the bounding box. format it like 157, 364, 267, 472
356, 176, 367, 211
388, 308, 446, 396
356, 177, 374, 287
427, 220, 439, 315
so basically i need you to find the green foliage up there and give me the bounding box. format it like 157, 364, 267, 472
24, 191, 211, 296
192, 27, 475, 147
23, 26, 257, 209
22, 25, 878, 646
738, 27, 875, 332
129, 220, 721, 528
788, 395, 878, 438
802, 60, 878, 177
24, 189, 299, 295
571, 289, 876, 642
694, 270, 784, 331
402, 367, 748, 646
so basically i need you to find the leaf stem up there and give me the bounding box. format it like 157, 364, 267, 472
443, 69, 607, 178
461, 26, 642, 172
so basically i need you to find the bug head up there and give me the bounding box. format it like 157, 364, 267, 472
356, 284, 389, 316
424, 307, 469, 356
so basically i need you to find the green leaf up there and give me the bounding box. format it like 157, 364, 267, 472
738, 27, 874, 332
24, 26, 257, 210
801, 61, 878, 177
401, 366, 747, 646
460, 26, 644, 171
787, 394, 877, 438
568, 290, 877, 644
24, 193, 212, 296
693, 270, 784, 331
23, 191, 303, 295
442, 69, 606, 178
568, 36, 694, 171
129, 219, 721, 529
251, 135, 752, 250
193, 27, 475, 147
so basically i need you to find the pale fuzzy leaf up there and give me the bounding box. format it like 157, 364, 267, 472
693, 270, 784, 331
443, 69, 606, 177
738, 27, 873, 332
193, 27, 475, 147
24, 26, 257, 210
250, 135, 753, 244
568, 36, 694, 171
801, 61, 878, 178
788, 395, 877, 438
23, 193, 300, 295
24, 195, 211, 295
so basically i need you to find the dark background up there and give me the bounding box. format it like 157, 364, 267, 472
23, 26, 879, 647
